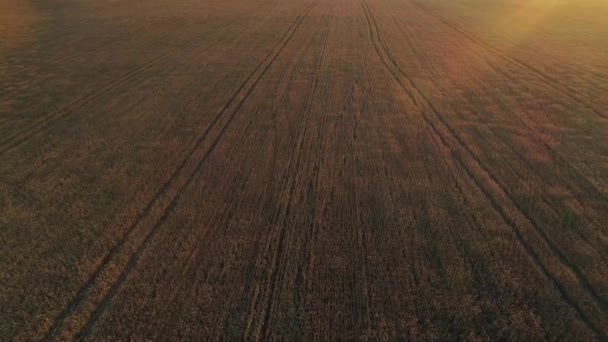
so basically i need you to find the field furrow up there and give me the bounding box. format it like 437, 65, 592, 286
2, 0, 607, 339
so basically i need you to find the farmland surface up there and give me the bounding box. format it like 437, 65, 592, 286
1, 0, 608, 339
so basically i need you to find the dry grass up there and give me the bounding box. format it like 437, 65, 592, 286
1, 0, 607, 340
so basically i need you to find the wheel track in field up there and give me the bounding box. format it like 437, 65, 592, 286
40, 4, 283, 335
0, 16, 242, 156
360, 0, 605, 336
486, 64, 608, 206
398, 20, 608, 332
39, 15, 243, 339
241, 14, 332, 337
294, 12, 333, 317
41, 1, 320, 339
253, 4, 330, 338
367, 0, 608, 305
372, 0, 608, 330
472, 48, 608, 212
426, 120, 605, 338
72, 0, 322, 338
158, 15, 326, 335
408, 0, 608, 120
390, 10, 608, 252
494, 37, 608, 92
241, 18, 326, 340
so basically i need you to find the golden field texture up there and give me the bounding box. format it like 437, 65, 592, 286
1, 0, 608, 339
